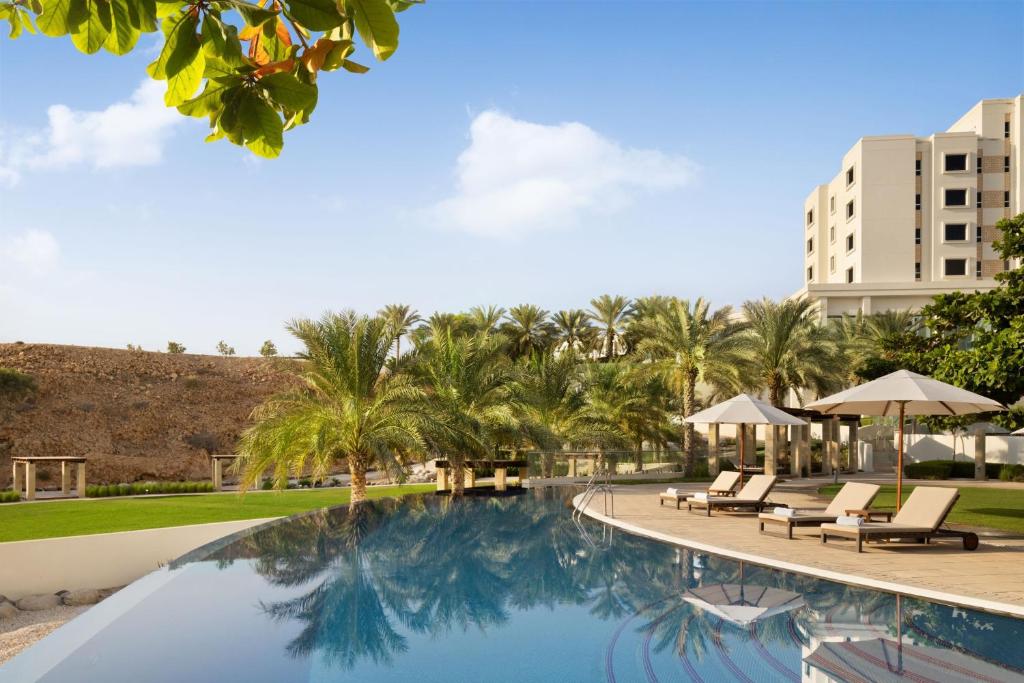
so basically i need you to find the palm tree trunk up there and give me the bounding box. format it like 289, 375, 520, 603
349, 455, 368, 504
452, 461, 465, 496
682, 371, 697, 476
634, 440, 643, 473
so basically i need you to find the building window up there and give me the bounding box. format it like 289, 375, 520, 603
845, 233, 854, 252
845, 267, 854, 284
1005, 156, 1011, 173
829, 226, 835, 243
944, 189, 968, 207
976, 225, 983, 243
829, 255, 835, 272
807, 209, 814, 226
976, 261, 982, 278
977, 156, 983, 174
977, 190, 982, 207
915, 228, 921, 245
1006, 121, 1011, 139
1006, 191, 1011, 208
807, 266, 813, 282
944, 223, 968, 241
846, 166, 855, 187
846, 199, 854, 219
915, 193, 921, 210
807, 237, 814, 254
944, 258, 967, 277
829, 196, 835, 214
944, 153, 968, 172
915, 262, 921, 280
916, 159, 922, 176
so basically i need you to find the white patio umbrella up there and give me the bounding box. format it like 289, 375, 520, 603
684, 394, 807, 484
682, 583, 805, 627
806, 370, 1005, 511
1012, 427, 1024, 435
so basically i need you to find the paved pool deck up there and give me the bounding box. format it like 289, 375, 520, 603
578, 481, 1024, 618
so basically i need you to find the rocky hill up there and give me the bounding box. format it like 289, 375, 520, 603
0, 344, 298, 487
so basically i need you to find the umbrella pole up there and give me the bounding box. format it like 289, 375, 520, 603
896, 402, 906, 513
738, 424, 745, 486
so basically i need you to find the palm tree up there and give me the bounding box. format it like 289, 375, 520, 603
411, 326, 521, 495
552, 309, 594, 354
236, 311, 425, 504
468, 305, 506, 337
736, 298, 842, 406
501, 304, 555, 359
635, 298, 743, 475
587, 294, 634, 361
379, 303, 422, 360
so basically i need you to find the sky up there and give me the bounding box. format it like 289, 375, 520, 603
1, 1, 1022, 356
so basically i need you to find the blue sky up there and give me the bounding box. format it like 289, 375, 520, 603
1, 0, 1022, 355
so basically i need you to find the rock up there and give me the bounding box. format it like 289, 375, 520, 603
0, 602, 19, 620
61, 589, 102, 606
16, 593, 62, 611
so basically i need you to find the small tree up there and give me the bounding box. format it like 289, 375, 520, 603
167, 342, 186, 354
259, 340, 279, 357
216, 341, 236, 357
126, 344, 143, 352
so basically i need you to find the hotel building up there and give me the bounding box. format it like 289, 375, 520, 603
796, 96, 1022, 320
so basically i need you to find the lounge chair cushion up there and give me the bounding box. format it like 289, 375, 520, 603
891, 487, 959, 531
823, 482, 881, 517
708, 471, 741, 493
821, 522, 932, 535
758, 511, 834, 523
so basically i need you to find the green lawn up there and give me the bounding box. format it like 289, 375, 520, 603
0, 484, 434, 543
818, 483, 1024, 534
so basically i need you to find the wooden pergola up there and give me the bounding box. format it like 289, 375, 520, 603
434, 459, 528, 492
704, 408, 862, 478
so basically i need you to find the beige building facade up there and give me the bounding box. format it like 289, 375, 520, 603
795, 96, 1022, 320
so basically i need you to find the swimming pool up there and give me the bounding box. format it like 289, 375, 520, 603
7, 488, 1024, 682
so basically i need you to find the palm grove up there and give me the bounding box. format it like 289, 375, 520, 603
237, 214, 1024, 503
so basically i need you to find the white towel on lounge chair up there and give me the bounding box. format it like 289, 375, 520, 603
692, 492, 709, 501
773, 507, 795, 517
665, 488, 678, 496
836, 515, 864, 527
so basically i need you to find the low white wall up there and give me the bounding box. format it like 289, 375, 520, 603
0, 518, 276, 599
904, 434, 1024, 465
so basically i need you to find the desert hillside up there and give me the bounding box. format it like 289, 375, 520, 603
0, 344, 298, 487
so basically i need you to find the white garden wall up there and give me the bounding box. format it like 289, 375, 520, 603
904, 434, 1024, 465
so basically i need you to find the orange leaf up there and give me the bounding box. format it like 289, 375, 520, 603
299, 38, 335, 73
275, 18, 292, 46
239, 25, 260, 41
254, 59, 295, 78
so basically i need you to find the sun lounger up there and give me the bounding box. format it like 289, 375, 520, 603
686, 475, 778, 516
757, 482, 881, 539
659, 471, 740, 509
820, 486, 979, 552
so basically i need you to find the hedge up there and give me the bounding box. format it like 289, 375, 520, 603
904, 460, 1004, 480
86, 481, 216, 498
0, 490, 20, 503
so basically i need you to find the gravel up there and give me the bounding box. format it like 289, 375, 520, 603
0, 604, 91, 665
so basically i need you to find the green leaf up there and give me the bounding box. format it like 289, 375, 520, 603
284, 0, 343, 31
70, 0, 112, 54
5, 5, 22, 38
225, 1, 276, 27
36, 0, 74, 36
346, 0, 397, 61
319, 37, 353, 70
259, 72, 315, 110
105, 0, 141, 54
154, 0, 180, 18
234, 89, 283, 158
340, 58, 367, 73
203, 55, 245, 82
18, 6, 38, 33
177, 80, 229, 117
147, 11, 203, 105
201, 12, 243, 65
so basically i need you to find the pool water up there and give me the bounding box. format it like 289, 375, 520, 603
7, 488, 1024, 682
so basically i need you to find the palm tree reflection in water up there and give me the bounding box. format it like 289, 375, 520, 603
203, 490, 1024, 679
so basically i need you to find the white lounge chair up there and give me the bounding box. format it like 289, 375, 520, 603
659, 471, 741, 509
686, 475, 778, 517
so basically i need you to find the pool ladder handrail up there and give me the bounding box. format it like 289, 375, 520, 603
572, 467, 614, 522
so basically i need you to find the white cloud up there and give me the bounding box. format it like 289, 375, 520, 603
424, 110, 698, 238
0, 80, 182, 183
0, 229, 60, 276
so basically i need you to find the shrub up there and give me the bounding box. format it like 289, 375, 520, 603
719, 460, 738, 472
167, 341, 186, 354
0, 490, 20, 503
260, 479, 273, 490
0, 368, 36, 401
216, 341, 235, 357
904, 461, 953, 480
298, 477, 312, 488
184, 431, 219, 453
182, 375, 202, 390
999, 464, 1024, 482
